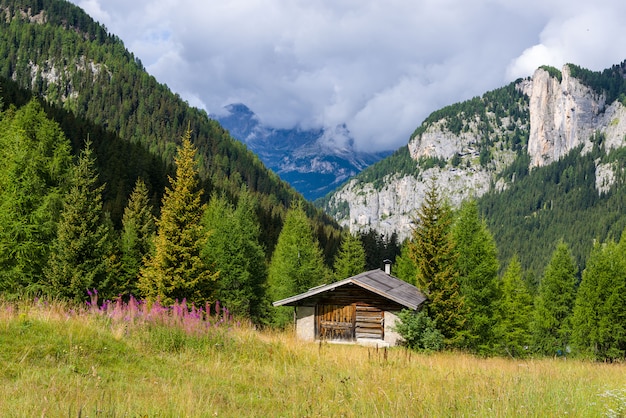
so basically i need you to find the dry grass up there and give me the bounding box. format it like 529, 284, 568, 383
1, 299, 625, 417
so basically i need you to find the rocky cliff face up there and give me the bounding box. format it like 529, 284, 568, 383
526, 66, 603, 167
524, 65, 626, 166
323, 64, 626, 240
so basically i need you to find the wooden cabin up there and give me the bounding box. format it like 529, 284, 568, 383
273, 268, 427, 347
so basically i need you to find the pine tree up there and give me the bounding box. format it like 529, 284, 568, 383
333, 231, 366, 280
453, 200, 500, 353
359, 229, 387, 270
231, 187, 269, 322
532, 241, 577, 356
138, 129, 217, 305
46, 140, 112, 301
0, 100, 72, 294
119, 178, 155, 297
268, 201, 330, 327
202, 187, 268, 321
408, 182, 466, 346
494, 255, 533, 357
571, 238, 626, 360
392, 242, 418, 285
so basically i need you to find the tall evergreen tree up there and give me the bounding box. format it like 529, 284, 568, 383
119, 178, 155, 297
268, 201, 330, 327
0, 100, 72, 294
452, 200, 500, 353
46, 140, 112, 301
494, 255, 533, 357
408, 182, 466, 346
359, 229, 385, 271
358, 230, 400, 271
138, 129, 217, 305
333, 231, 366, 280
571, 238, 626, 360
392, 242, 418, 285
532, 241, 577, 356
202, 187, 268, 322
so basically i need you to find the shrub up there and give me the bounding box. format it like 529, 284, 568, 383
394, 309, 444, 351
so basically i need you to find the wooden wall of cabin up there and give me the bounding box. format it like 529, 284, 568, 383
311, 284, 406, 311
310, 284, 406, 341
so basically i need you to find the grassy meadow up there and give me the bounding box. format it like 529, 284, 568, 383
1, 299, 625, 417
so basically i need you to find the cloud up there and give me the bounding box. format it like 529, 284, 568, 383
71, 0, 626, 152
506, 5, 626, 80
75, 0, 110, 23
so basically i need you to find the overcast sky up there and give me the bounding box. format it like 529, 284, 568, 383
71, 0, 626, 152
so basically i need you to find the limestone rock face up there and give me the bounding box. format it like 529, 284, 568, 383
330, 167, 492, 241
525, 65, 626, 168
595, 162, 617, 195
526, 66, 605, 168
408, 120, 478, 161
326, 113, 515, 241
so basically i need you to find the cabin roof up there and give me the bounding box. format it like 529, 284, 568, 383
272, 269, 427, 310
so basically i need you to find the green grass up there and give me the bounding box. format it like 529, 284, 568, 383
2, 300, 626, 417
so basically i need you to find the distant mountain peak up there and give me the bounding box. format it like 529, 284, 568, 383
224, 103, 255, 117
216, 104, 391, 200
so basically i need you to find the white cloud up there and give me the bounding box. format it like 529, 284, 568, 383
75, 0, 109, 23
69, 0, 626, 152
507, 5, 626, 80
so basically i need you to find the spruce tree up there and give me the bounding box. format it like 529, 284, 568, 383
46, 140, 112, 301
202, 187, 268, 321
268, 201, 330, 327
138, 129, 217, 305
408, 182, 466, 346
532, 241, 577, 356
392, 242, 418, 285
0, 100, 72, 294
333, 231, 366, 280
453, 200, 500, 353
494, 255, 533, 357
231, 187, 269, 322
119, 178, 155, 297
571, 238, 626, 360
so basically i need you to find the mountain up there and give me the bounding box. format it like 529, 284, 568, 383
0, 0, 341, 258
216, 103, 391, 201
319, 62, 626, 277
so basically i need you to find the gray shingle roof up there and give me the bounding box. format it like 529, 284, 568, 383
273, 269, 427, 310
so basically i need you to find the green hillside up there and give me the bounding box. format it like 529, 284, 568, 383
319, 63, 626, 280
0, 0, 341, 257
480, 140, 626, 283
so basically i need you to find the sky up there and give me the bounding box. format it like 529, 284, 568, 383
71, 0, 626, 152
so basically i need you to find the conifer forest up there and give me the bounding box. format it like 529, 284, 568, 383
1, 0, 626, 362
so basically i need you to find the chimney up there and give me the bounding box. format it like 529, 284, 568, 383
383, 259, 392, 275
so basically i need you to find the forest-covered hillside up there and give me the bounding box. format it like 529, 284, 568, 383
480, 139, 626, 283
0, 0, 342, 257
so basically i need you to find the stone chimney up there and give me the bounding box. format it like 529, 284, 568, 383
383, 259, 392, 275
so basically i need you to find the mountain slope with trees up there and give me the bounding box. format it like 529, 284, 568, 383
321, 61, 626, 280
0, 0, 341, 260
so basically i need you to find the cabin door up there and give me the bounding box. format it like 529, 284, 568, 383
355, 305, 384, 340
316, 304, 356, 340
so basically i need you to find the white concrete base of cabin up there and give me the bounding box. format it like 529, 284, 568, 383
321, 338, 390, 348
383, 311, 403, 347
295, 306, 315, 341
356, 338, 390, 348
